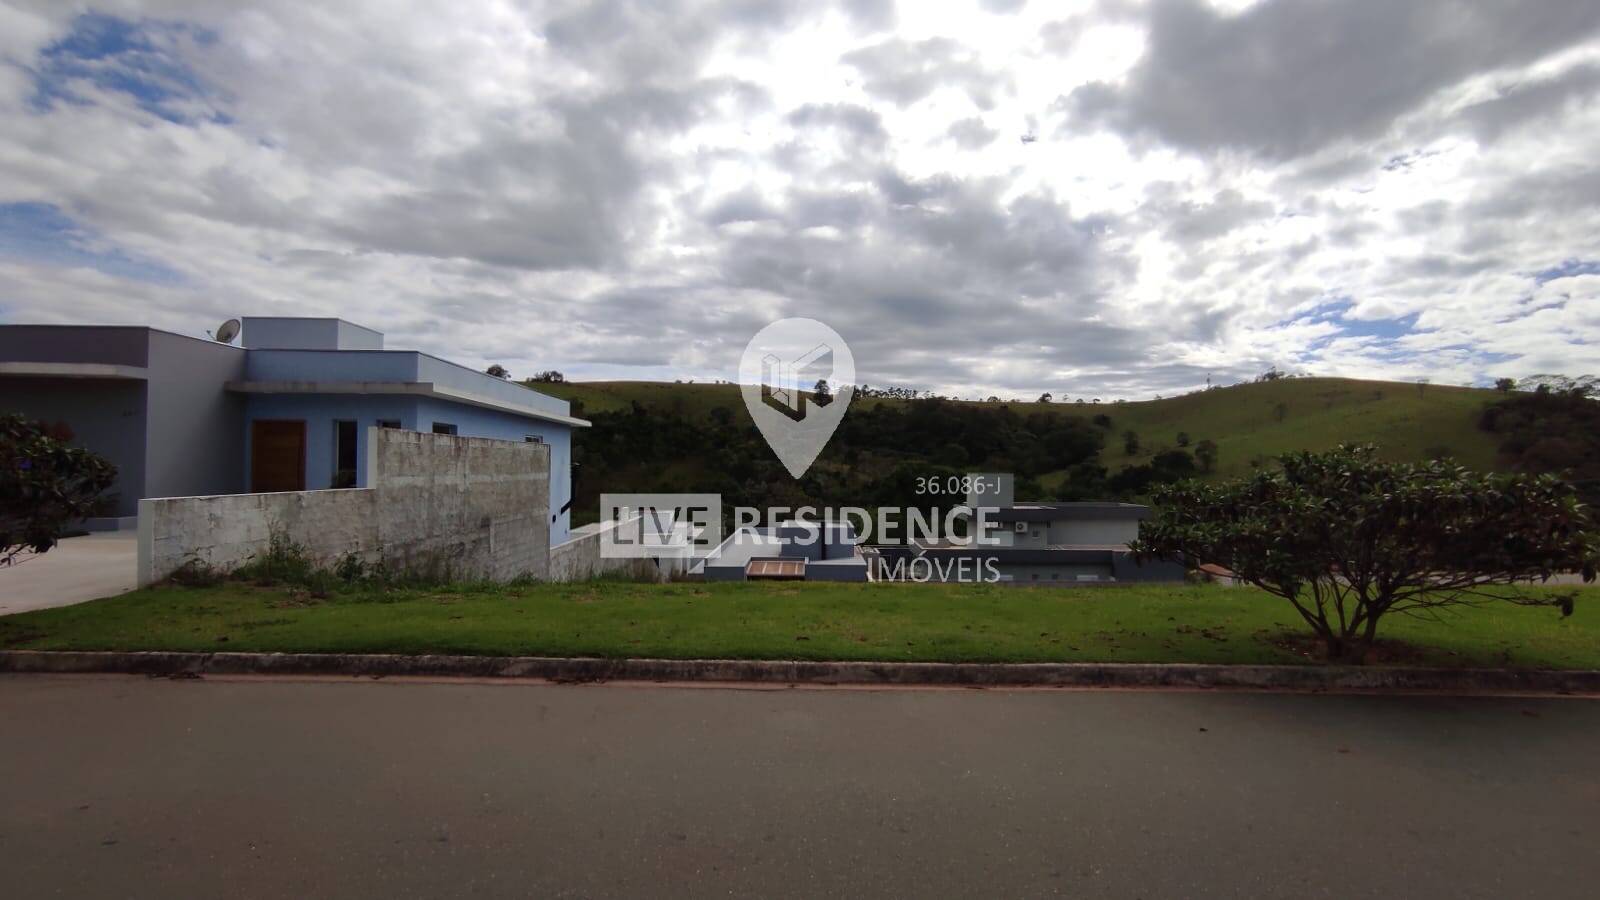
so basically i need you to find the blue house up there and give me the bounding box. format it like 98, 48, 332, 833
0, 317, 587, 543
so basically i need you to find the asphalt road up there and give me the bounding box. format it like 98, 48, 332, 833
1, 676, 1596, 899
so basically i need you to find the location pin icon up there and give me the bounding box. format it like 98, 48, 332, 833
740, 318, 855, 479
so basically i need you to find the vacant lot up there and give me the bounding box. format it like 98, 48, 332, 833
3, 581, 1595, 668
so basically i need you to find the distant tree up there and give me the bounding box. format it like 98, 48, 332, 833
2, 415, 117, 565
985, 395, 1002, 403
1122, 430, 1140, 455
937, 442, 969, 467
1257, 367, 1286, 382
528, 370, 565, 383
1480, 382, 1600, 508
1054, 462, 1109, 500
1175, 431, 1191, 447
1150, 448, 1196, 479
814, 378, 832, 406
1194, 439, 1219, 473
1038, 392, 1052, 404
1494, 377, 1517, 392
1134, 445, 1597, 663
486, 364, 510, 379
1521, 374, 1598, 397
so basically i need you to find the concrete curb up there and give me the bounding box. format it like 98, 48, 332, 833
2, 650, 1599, 693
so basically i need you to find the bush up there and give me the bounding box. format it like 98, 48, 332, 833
1134, 445, 1598, 663
2, 415, 117, 564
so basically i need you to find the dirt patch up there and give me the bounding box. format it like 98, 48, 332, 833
1265, 631, 1441, 666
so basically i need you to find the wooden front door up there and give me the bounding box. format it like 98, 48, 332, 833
251, 420, 306, 493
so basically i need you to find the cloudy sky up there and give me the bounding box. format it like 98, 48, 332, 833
1, 0, 1598, 399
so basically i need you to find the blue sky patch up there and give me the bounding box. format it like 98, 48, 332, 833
0, 202, 183, 284
1532, 259, 1600, 283
28, 13, 226, 125
1299, 297, 1418, 344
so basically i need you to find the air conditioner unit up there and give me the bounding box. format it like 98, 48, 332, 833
1014, 521, 1027, 534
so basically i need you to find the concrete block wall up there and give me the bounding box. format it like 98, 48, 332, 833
367, 428, 550, 582
138, 488, 378, 584
138, 428, 550, 585
549, 527, 661, 583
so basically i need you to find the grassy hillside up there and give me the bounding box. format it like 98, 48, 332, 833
539, 377, 1505, 485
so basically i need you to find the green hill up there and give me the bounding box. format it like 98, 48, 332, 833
539, 376, 1504, 485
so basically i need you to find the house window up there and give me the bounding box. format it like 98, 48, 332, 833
377, 419, 402, 430
524, 435, 543, 444
432, 422, 458, 435
332, 420, 358, 488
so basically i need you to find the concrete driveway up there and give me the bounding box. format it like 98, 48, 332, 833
0, 533, 137, 616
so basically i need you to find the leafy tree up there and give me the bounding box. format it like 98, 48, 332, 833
528, 370, 565, 383
1520, 374, 1597, 397
1091, 413, 1112, 429
1122, 430, 1140, 455
1133, 445, 1597, 663
1480, 383, 1600, 507
1054, 462, 1108, 500
2, 415, 117, 565
814, 378, 832, 406
485, 364, 510, 379
1037, 392, 1052, 404
1108, 464, 1157, 495
1194, 439, 1219, 473
936, 441, 969, 467
1175, 431, 1191, 447
1494, 377, 1516, 392
1150, 449, 1196, 479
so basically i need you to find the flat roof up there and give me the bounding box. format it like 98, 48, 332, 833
226, 380, 590, 427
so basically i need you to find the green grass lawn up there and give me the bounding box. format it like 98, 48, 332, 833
3, 580, 1595, 668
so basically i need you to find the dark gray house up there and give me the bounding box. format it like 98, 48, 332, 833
695, 522, 868, 581
1, 326, 247, 527
881, 474, 1185, 584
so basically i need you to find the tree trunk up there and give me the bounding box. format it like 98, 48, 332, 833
1322, 633, 1371, 665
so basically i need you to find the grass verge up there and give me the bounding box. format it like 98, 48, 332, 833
2, 581, 1597, 668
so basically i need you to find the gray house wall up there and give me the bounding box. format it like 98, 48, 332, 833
0, 376, 148, 517
241, 317, 383, 350
1001, 563, 1116, 583
0, 326, 157, 518
0, 325, 149, 367
1046, 519, 1141, 545
143, 330, 247, 501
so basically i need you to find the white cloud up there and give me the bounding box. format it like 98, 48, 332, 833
0, 0, 1598, 398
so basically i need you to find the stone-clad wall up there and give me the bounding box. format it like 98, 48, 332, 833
138, 428, 550, 585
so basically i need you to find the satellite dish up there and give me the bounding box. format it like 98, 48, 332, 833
214, 318, 241, 344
